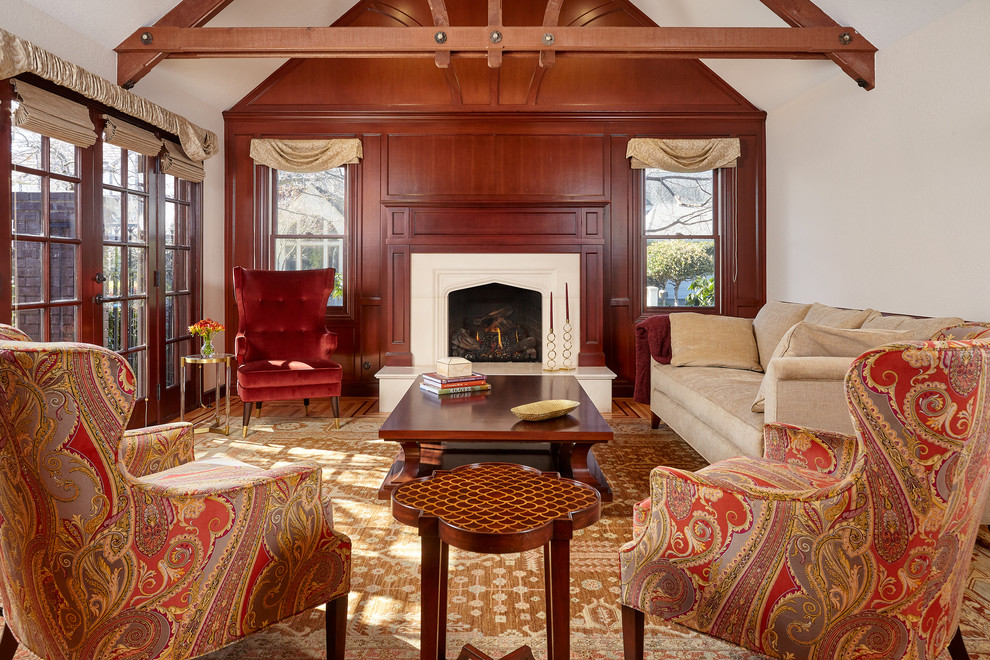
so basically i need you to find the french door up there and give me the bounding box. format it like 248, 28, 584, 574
8, 119, 198, 427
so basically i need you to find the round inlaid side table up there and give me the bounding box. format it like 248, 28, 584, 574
391, 462, 601, 660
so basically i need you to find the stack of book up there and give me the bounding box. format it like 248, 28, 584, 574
419, 371, 490, 396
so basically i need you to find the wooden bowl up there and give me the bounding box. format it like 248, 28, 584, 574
510, 399, 580, 421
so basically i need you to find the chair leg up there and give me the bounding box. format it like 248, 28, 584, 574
621, 604, 644, 660
331, 396, 340, 429
0, 623, 18, 660
650, 412, 660, 429
948, 627, 970, 660
303, 398, 310, 416
241, 401, 252, 438
326, 594, 347, 660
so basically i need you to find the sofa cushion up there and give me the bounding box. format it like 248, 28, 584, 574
653, 362, 765, 453
803, 302, 879, 329
752, 301, 812, 370
751, 323, 914, 412
862, 314, 965, 339
669, 313, 762, 372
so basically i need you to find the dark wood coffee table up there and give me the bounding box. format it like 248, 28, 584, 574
391, 463, 602, 660
378, 374, 613, 501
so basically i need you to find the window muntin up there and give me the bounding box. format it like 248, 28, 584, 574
10, 122, 82, 341
644, 169, 717, 308
272, 168, 346, 307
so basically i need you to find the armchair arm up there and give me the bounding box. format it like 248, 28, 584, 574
119, 422, 195, 478
762, 356, 856, 434
762, 422, 860, 477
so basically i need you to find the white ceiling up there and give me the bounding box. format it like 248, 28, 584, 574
12, 0, 973, 113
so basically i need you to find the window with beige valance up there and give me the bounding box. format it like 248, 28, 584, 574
11, 81, 97, 148
249, 138, 363, 173
160, 140, 205, 183
626, 137, 741, 173
102, 116, 161, 158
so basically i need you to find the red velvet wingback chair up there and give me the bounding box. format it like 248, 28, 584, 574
233, 267, 343, 436
0, 339, 351, 660
620, 339, 990, 660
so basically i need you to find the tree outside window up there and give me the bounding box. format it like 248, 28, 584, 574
644, 169, 716, 307
272, 168, 345, 306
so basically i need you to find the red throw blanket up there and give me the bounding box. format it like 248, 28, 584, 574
633, 315, 672, 404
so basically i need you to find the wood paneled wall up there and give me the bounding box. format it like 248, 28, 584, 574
223, 0, 767, 396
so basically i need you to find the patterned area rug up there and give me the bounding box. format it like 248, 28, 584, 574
3, 414, 989, 659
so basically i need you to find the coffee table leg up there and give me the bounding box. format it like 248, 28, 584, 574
569, 443, 613, 501
548, 538, 570, 660
421, 534, 448, 660
401, 441, 423, 482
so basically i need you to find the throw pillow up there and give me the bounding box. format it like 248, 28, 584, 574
803, 302, 879, 329
670, 313, 762, 372
751, 322, 914, 412
862, 314, 965, 339
752, 301, 812, 370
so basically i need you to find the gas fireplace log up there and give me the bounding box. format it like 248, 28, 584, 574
451, 328, 482, 351
476, 306, 513, 328
504, 336, 538, 354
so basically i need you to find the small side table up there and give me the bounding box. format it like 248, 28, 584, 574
391, 462, 601, 660
180, 353, 234, 435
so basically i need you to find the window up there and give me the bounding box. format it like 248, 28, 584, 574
643, 168, 717, 308
10, 126, 82, 340
163, 175, 194, 389
272, 168, 346, 306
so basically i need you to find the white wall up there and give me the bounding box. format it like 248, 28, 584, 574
3, 1, 227, 335
766, 0, 990, 320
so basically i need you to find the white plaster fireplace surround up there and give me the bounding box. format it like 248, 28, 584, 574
410, 252, 581, 368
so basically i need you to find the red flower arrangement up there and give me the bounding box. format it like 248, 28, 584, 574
188, 318, 224, 339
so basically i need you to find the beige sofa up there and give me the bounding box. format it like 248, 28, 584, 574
649, 301, 967, 462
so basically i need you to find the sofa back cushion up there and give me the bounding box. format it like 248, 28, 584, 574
803, 302, 879, 329
751, 322, 914, 412
752, 301, 812, 370
862, 314, 965, 339
670, 313, 762, 372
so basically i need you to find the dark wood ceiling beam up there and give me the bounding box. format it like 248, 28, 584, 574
115, 0, 237, 88
758, 0, 876, 89
487, 0, 503, 68
115, 25, 874, 59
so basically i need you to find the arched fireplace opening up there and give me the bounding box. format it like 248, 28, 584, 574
447, 283, 542, 363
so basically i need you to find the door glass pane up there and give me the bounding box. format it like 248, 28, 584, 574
166, 343, 176, 388
127, 151, 146, 190
49, 179, 78, 238
49, 243, 77, 301
164, 203, 176, 245
127, 195, 146, 242
12, 309, 42, 341
164, 250, 175, 292
11, 126, 42, 170
126, 352, 146, 398
49, 138, 77, 177
165, 174, 176, 198
165, 295, 174, 339
128, 247, 146, 295
128, 300, 145, 349
49, 306, 77, 341
12, 172, 43, 235
103, 246, 122, 297
104, 301, 123, 351
103, 145, 123, 187
103, 190, 122, 241
12, 241, 43, 303
175, 296, 189, 342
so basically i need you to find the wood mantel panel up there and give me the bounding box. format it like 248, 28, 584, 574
386, 134, 606, 198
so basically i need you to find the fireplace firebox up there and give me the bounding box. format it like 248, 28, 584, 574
447, 283, 541, 363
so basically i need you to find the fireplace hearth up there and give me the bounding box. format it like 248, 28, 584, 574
448, 283, 541, 363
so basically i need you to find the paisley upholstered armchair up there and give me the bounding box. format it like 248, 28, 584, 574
620, 340, 990, 660
0, 340, 351, 660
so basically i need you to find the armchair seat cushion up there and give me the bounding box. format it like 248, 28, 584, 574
238, 358, 343, 389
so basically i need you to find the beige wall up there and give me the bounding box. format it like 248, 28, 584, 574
766, 0, 990, 320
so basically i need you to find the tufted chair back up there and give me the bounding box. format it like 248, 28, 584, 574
233, 266, 337, 364
0, 341, 136, 656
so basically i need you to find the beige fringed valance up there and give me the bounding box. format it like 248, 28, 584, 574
161, 140, 205, 183
627, 138, 741, 173
249, 138, 363, 173
12, 81, 96, 148
103, 115, 161, 158
0, 27, 217, 161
